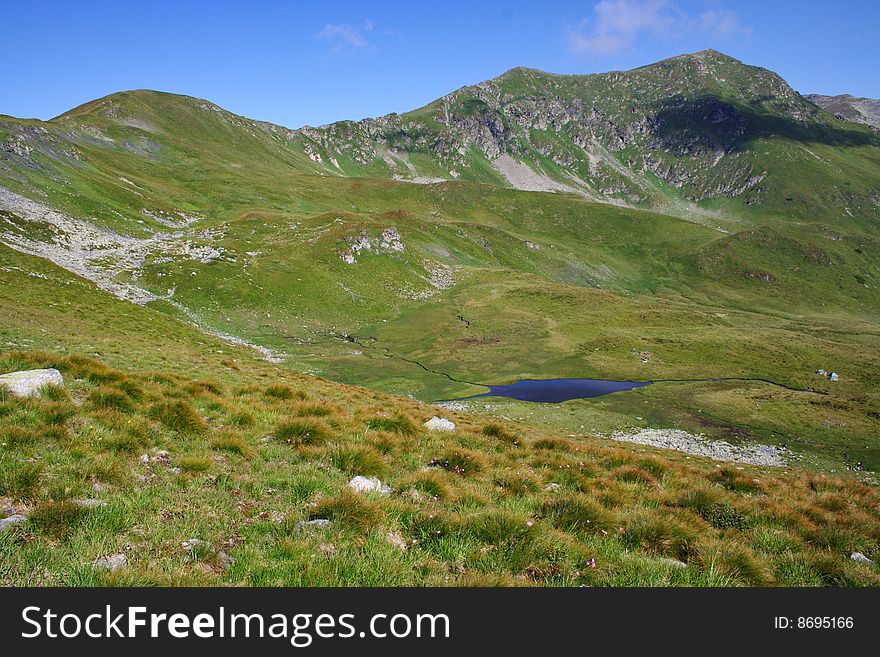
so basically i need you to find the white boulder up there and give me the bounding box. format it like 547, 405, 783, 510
423, 416, 456, 432
72, 499, 107, 509
94, 553, 128, 572
0, 514, 27, 531
295, 518, 330, 533
0, 368, 64, 398
851, 552, 874, 565
181, 538, 212, 552
347, 476, 392, 495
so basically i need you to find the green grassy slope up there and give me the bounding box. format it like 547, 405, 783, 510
0, 256, 879, 586
0, 50, 879, 477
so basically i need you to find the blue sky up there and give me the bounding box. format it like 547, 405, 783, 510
1, 1, 877, 129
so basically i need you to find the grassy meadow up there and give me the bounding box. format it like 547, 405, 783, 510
2, 350, 879, 587
2, 54, 880, 586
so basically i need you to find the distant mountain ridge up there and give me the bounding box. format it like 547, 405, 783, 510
805, 93, 880, 131
2, 50, 878, 234
2, 49, 880, 477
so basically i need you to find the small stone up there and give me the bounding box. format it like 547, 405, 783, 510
851, 552, 874, 565
217, 550, 234, 570
318, 543, 337, 556
386, 531, 408, 551
423, 416, 456, 432
0, 368, 64, 398
347, 476, 392, 495
94, 553, 127, 572
544, 483, 562, 492
72, 498, 107, 509
0, 514, 26, 531
295, 518, 330, 533
181, 538, 212, 552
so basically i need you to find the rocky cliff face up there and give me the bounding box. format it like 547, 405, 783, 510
805, 94, 880, 131
1, 51, 878, 232
292, 50, 870, 213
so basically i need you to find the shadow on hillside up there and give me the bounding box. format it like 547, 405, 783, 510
648, 95, 877, 153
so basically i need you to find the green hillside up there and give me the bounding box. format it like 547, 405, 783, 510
1, 50, 879, 480
1, 246, 879, 586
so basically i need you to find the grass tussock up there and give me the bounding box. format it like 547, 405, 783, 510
541, 495, 610, 533
274, 419, 333, 446
226, 408, 255, 427
622, 510, 699, 562
149, 399, 207, 434
366, 414, 417, 435
293, 402, 339, 418
178, 455, 213, 474
463, 510, 536, 544
613, 465, 658, 487
711, 467, 763, 494
2, 352, 879, 587
400, 470, 454, 501
264, 384, 307, 401
428, 449, 484, 476
696, 540, 775, 586
0, 461, 44, 499
482, 423, 520, 445
87, 386, 135, 413
310, 490, 382, 530
210, 432, 254, 457
330, 445, 386, 476
533, 437, 573, 451
493, 471, 540, 496
28, 500, 86, 540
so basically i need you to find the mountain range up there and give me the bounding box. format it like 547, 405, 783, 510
2, 49, 880, 587
2, 49, 879, 472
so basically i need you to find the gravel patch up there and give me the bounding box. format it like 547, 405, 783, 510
609, 428, 789, 467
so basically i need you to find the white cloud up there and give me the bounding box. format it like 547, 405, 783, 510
568, 1, 750, 56
317, 23, 370, 51
699, 9, 751, 37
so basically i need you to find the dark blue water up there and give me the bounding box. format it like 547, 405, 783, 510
461, 378, 652, 403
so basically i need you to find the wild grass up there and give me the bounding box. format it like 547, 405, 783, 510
428, 449, 484, 476
310, 490, 382, 530
366, 414, 416, 435
178, 455, 213, 474
210, 432, 254, 457
0, 352, 878, 587
622, 510, 700, 562
541, 496, 610, 533
149, 399, 207, 434
482, 423, 519, 445
28, 500, 86, 540
274, 419, 333, 446
330, 445, 385, 476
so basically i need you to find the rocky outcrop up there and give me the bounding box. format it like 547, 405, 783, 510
0, 368, 63, 397
346, 476, 392, 495
423, 416, 456, 432
297, 50, 832, 209
806, 94, 880, 131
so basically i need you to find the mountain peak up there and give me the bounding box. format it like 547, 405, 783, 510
683, 48, 739, 61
